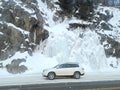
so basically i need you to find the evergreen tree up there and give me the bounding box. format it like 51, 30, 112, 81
58, 0, 94, 20
58, 0, 76, 13
75, 0, 94, 20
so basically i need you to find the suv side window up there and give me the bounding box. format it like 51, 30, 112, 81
59, 64, 68, 68
66, 64, 73, 68
59, 63, 79, 68
70, 64, 79, 67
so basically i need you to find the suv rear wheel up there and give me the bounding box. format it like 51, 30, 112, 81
74, 72, 80, 79
48, 72, 55, 80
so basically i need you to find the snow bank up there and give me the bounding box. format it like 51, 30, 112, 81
24, 53, 58, 74
1, 51, 58, 74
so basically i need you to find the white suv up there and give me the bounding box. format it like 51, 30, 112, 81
42, 62, 85, 80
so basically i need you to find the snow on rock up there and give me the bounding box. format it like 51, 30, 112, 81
7, 22, 29, 35
97, 6, 113, 16
37, 0, 57, 26
108, 7, 120, 27
2, 52, 29, 66
13, 0, 35, 14
97, 6, 120, 42
1, 51, 58, 74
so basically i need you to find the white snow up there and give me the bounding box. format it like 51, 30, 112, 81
69, 30, 108, 71
37, 0, 59, 27
109, 8, 120, 27
0, 21, 3, 24
0, 32, 3, 35
0, 2, 2, 5
25, 38, 29, 42
0, 0, 120, 86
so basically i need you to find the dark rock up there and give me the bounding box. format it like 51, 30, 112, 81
41, 29, 49, 41
57, 0, 94, 20
0, 63, 3, 68
69, 23, 90, 29
27, 48, 33, 56
97, 10, 113, 22
6, 59, 27, 74
101, 22, 112, 30
97, 12, 108, 21
2, 9, 15, 23
99, 33, 120, 58
21, 0, 37, 4
0, 23, 24, 60
105, 48, 114, 57
45, 0, 55, 10
53, 10, 72, 22
58, 0, 76, 13
41, 0, 45, 3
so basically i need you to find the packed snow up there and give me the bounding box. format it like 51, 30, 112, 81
0, 0, 120, 86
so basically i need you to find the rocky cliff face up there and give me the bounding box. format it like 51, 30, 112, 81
0, 0, 49, 60
0, 0, 49, 73
94, 6, 120, 58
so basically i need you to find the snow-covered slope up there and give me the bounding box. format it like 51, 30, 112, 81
0, 0, 120, 76
97, 6, 120, 42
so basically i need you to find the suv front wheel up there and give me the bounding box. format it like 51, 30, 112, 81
74, 72, 80, 79
48, 72, 55, 80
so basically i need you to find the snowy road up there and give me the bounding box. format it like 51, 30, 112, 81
0, 71, 120, 86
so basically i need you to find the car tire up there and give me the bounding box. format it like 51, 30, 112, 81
74, 72, 80, 79
48, 72, 55, 80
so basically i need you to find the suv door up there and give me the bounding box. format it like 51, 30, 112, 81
63, 64, 74, 75
55, 64, 70, 76
68, 64, 79, 75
